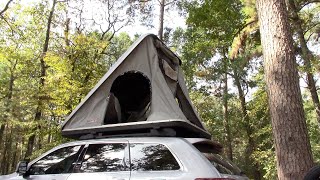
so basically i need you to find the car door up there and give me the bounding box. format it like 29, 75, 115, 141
67, 140, 130, 180
10, 144, 84, 180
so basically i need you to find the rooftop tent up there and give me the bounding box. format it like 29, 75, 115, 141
61, 34, 211, 139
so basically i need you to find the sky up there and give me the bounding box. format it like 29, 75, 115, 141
119, 7, 187, 37
0, 0, 187, 38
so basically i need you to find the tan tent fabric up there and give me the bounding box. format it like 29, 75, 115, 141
61, 34, 210, 139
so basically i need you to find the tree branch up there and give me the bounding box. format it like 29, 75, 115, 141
232, 19, 257, 41
0, 0, 13, 17
165, 0, 177, 6
298, 0, 320, 11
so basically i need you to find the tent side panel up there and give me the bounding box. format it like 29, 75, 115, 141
63, 37, 154, 130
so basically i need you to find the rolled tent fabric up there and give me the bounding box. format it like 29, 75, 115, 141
61, 34, 209, 138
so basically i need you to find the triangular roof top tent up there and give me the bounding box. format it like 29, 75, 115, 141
61, 34, 211, 139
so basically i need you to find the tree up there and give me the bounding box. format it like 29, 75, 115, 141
256, 0, 314, 179
129, 0, 179, 40
287, 0, 320, 128
183, 0, 264, 178
25, 0, 57, 159
0, 0, 134, 173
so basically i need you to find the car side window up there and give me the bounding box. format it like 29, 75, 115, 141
78, 143, 127, 172
130, 143, 180, 171
28, 145, 82, 175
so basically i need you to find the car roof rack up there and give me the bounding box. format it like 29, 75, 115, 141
79, 128, 177, 140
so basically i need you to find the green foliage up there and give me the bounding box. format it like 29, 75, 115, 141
248, 79, 276, 179
1, 0, 320, 178
186, 0, 245, 47
303, 93, 320, 164
0, 0, 134, 174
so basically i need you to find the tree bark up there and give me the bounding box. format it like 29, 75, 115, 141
25, 0, 56, 159
0, 65, 15, 146
0, 61, 16, 170
158, 0, 165, 40
0, 124, 6, 153
1, 124, 12, 175
222, 70, 233, 161
4, 126, 13, 174
256, 0, 314, 179
232, 67, 261, 180
287, 0, 320, 128
11, 137, 19, 172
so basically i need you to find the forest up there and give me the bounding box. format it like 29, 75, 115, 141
0, 0, 319, 179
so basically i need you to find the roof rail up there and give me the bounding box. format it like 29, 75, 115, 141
79, 128, 177, 140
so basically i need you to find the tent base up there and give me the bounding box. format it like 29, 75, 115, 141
61, 119, 211, 139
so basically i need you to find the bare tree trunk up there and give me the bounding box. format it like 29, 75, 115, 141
158, 0, 165, 40
1, 124, 12, 175
233, 68, 261, 180
25, 0, 56, 159
287, 0, 320, 128
38, 135, 42, 150
11, 139, 19, 172
0, 124, 5, 151
0, 123, 7, 174
0, 124, 8, 175
256, 0, 314, 179
0, 62, 16, 172
0, 65, 15, 150
47, 133, 52, 144
4, 126, 13, 174
222, 56, 233, 161
64, 15, 74, 113
223, 71, 233, 160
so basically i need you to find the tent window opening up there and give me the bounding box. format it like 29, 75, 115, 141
104, 71, 151, 124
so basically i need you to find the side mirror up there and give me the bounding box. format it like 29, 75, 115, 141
16, 161, 28, 176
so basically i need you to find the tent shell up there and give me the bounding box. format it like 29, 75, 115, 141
61, 34, 211, 139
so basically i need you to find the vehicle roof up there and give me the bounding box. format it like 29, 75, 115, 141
56, 137, 222, 151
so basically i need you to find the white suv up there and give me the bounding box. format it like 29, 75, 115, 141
0, 137, 248, 180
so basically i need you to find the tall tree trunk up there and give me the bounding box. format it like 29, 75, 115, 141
25, 0, 56, 159
287, 0, 320, 128
0, 123, 7, 174
158, 0, 165, 40
38, 135, 42, 150
223, 71, 233, 161
256, 0, 314, 179
0, 124, 5, 152
11, 138, 19, 172
4, 126, 13, 174
1, 124, 12, 175
64, 16, 74, 113
0, 62, 16, 173
233, 68, 261, 180
0, 65, 15, 150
